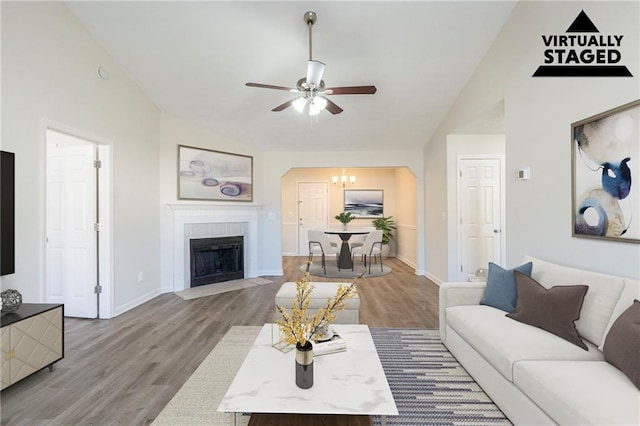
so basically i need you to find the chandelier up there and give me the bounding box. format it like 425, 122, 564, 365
332, 170, 356, 187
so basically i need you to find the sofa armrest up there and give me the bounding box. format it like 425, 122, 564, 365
439, 281, 487, 344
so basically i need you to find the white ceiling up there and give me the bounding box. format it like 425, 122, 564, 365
66, 1, 516, 152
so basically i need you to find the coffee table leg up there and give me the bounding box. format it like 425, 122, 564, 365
381, 415, 387, 426
228, 412, 236, 426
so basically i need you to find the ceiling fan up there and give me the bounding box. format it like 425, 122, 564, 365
246, 11, 377, 116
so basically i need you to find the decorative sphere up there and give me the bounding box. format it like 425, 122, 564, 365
1, 289, 22, 313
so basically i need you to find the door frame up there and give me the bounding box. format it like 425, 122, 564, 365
456, 155, 506, 280
43, 124, 113, 319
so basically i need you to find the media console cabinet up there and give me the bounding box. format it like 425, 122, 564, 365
1, 303, 64, 390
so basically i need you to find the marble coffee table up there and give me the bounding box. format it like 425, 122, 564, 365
218, 324, 398, 425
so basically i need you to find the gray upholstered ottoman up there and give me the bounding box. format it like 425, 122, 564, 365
275, 282, 360, 324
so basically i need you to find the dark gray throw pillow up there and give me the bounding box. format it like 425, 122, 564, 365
603, 300, 640, 389
507, 271, 588, 350
480, 262, 533, 313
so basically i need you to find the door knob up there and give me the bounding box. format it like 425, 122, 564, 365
493, 229, 501, 234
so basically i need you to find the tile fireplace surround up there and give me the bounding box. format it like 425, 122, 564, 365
167, 204, 261, 291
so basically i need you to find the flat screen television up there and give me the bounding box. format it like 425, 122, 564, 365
1, 150, 15, 275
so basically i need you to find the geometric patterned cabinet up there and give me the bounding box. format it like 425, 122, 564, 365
1, 304, 64, 390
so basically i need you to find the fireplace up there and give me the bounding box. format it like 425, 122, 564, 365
190, 236, 244, 287
167, 204, 259, 292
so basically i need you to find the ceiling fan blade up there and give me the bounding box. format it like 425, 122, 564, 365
324, 98, 343, 115
246, 82, 298, 92
325, 85, 377, 95
306, 60, 325, 87
271, 98, 298, 112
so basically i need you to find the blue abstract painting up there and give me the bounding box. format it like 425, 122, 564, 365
572, 100, 639, 243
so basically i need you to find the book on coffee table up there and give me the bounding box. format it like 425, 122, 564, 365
313, 333, 346, 356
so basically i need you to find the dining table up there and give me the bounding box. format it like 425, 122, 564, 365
323, 229, 370, 270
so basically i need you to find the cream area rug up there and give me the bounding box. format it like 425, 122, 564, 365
152, 326, 261, 426
175, 278, 273, 300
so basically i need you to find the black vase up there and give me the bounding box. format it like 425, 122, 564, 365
295, 341, 313, 389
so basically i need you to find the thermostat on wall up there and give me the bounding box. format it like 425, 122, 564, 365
517, 167, 530, 180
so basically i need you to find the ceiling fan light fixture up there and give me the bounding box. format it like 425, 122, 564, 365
308, 96, 327, 116
292, 97, 307, 113
308, 104, 322, 116
312, 96, 327, 110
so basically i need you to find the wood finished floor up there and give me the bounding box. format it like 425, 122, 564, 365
0, 257, 439, 425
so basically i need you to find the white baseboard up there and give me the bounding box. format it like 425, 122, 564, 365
425, 272, 443, 286
395, 255, 416, 270
113, 288, 161, 317
259, 269, 284, 276
391, 256, 427, 277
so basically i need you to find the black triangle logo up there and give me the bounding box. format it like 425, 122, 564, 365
567, 10, 599, 33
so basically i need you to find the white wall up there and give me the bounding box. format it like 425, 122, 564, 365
425, 1, 640, 280
1, 2, 162, 314
261, 150, 425, 276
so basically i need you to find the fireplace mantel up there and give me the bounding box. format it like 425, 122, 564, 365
167, 203, 262, 214
167, 204, 261, 291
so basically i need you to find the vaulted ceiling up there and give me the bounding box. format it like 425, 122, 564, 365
66, 1, 516, 151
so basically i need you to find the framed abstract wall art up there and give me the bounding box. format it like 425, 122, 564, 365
344, 189, 384, 218
178, 145, 253, 202
572, 99, 639, 243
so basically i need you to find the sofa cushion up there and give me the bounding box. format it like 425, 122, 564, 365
275, 282, 360, 325
514, 361, 640, 425
446, 305, 603, 381
275, 282, 360, 309
603, 300, 640, 389
525, 256, 625, 347
480, 262, 532, 313
507, 272, 588, 350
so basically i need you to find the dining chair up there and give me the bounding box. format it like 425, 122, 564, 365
308, 229, 340, 274
349, 226, 375, 251
351, 230, 383, 273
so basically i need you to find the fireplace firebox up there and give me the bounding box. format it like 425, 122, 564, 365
190, 236, 244, 287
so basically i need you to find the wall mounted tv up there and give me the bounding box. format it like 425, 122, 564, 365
1, 150, 15, 275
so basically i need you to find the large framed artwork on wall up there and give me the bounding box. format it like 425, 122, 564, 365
178, 145, 253, 202
572, 99, 639, 243
344, 189, 384, 218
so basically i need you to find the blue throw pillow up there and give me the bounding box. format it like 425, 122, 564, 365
480, 262, 533, 313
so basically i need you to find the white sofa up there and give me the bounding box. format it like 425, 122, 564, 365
439, 256, 640, 425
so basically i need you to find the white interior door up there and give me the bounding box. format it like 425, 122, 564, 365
458, 158, 503, 280
297, 182, 329, 255
47, 130, 97, 318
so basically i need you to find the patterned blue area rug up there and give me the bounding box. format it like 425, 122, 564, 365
370, 328, 511, 425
